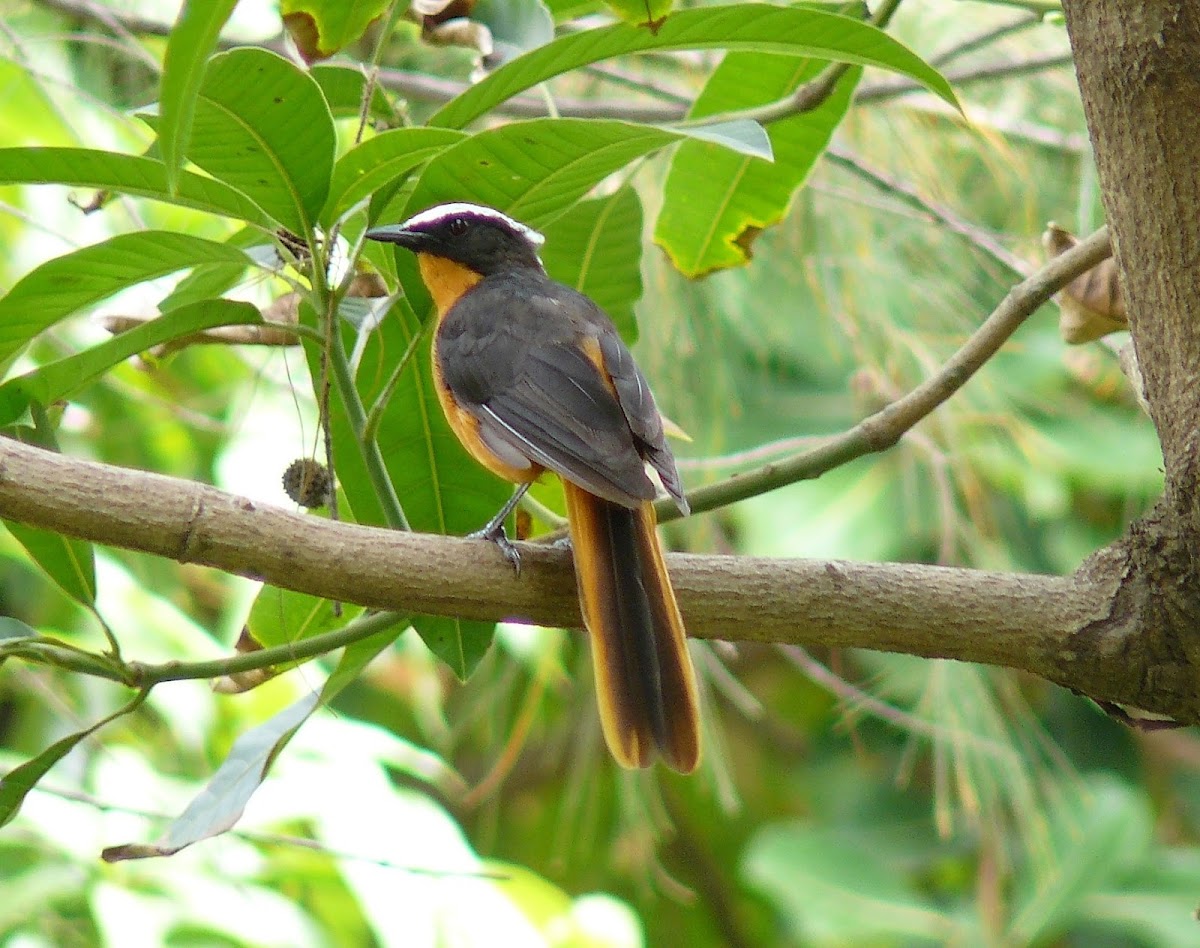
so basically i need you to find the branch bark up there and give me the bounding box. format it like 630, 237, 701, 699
0, 434, 1109, 683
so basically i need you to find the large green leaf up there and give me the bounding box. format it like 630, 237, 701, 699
540, 187, 644, 340
0, 299, 261, 427
0, 148, 269, 225
0, 232, 252, 368
400, 117, 768, 227
429, 4, 958, 129
157, 0, 239, 192
311, 64, 401, 122
656, 55, 860, 276
189, 48, 336, 236
322, 127, 466, 226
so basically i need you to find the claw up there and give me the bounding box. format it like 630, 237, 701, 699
469, 522, 522, 576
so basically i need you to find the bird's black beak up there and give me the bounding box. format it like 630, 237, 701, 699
364, 225, 427, 251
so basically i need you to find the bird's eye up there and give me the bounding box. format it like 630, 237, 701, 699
448, 218, 468, 237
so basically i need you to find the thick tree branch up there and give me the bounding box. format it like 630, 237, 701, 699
0, 435, 1109, 681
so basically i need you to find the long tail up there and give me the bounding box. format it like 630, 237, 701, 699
562, 481, 700, 773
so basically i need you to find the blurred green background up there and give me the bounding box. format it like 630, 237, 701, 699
1, 1, 1191, 946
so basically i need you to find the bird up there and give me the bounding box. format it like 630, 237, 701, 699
366, 202, 701, 773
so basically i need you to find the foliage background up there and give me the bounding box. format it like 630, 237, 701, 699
0, 0, 1194, 946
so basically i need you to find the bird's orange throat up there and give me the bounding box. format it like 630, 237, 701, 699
417, 253, 483, 316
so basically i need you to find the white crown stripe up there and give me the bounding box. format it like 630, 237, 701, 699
400, 203, 546, 247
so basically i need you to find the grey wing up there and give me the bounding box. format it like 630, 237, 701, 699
599, 331, 688, 514
479, 340, 659, 508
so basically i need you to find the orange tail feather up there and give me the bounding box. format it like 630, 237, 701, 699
562, 481, 700, 773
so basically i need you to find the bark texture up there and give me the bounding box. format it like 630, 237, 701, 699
1062, 1, 1200, 718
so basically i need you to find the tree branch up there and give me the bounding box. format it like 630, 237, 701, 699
0, 432, 1109, 675
673, 226, 1111, 520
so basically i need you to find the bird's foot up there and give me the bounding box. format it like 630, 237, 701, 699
468, 522, 522, 576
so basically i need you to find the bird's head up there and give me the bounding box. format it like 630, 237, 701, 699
366, 203, 545, 276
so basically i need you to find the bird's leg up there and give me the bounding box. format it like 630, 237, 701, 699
468, 482, 532, 575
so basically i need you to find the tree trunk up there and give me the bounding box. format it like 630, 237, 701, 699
1060, 1, 1200, 719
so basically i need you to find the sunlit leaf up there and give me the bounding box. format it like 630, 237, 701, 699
3, 521, 95, 607
158, 0, 239, 193
188, 48, 336, 235
0, 299, 262, 427
247, 585, 365, 651
0, 148, 269, 224
602, 0, 672, 28
311, 63, 400, 122
430, 4, 959, 129
656, 55, 859, 276
323, 127, 466, 226
0, 232, 252, 368
540, 187, 644, 340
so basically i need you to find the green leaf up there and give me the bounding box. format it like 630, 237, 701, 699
322, 127, 466, 226
0, 231, 252, 368
156, 226, 272, 312
742, 822, 956, 944
158, 0, 240, 193
101, 621, 401, 861
540, 187, 644, 340
543, 0, 600, 21
3, 521, 95, 606
247, 585, 365, 651
0, 148, 270, 224
281, 0, 392, 60
430, 4, 959, 129
189, 48, 336, 236
603, 0, 672, 27
1007, 775, 1154, 945
656, 54, 859, 276
1, 691, 146, 829
311, 63, 401, 122
400, 117, 767, 228
0, 300, 262, 427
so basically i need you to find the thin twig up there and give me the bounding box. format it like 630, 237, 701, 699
856, 51, 1074, 105
676, 0, 905, 129
778, 645, 1015, 758
824, 146, 1032, 278
661, 227, 1111, 521
930, 14, 1043, 68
